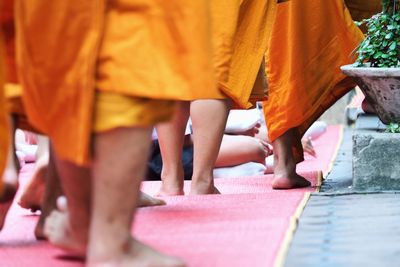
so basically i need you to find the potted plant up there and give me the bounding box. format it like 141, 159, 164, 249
341, 0, 400, 124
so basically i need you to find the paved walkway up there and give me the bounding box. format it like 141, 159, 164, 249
284, 128, 400, 267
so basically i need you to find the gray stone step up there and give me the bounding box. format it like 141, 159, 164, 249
353, 114, 400, 191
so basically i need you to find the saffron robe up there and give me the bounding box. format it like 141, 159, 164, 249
0, 33, 9, 197
1, 0, 34, 132
211, 0, 277, 109
263, 0, 364, 161
15, 0, 219, 165
0, 0, 12, 197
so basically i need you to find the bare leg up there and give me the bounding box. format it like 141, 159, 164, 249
19, 135, 49, 212
216, 135, 271, 167
34, 145, 162, 242
0, 119, 18, 231
0, 148, 18, 230
44, 156, 91, 256
156, 102, 190, 196
35, 144, 63, 240
21, 138, 162, 214
190, 99, 230, 195
271, 129, 311, 189
43, 191, 162, 250
87, 127, 184, 267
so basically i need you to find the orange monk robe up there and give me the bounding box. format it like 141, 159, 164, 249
211, 0, 277, 109
15, 0, 220, 166
0, 0, 16, 84
1, 0, 33, 132
0, 73, 7, 198
0, 0, 12, 196
0, 31, 9, 197
263, 0, 364, 161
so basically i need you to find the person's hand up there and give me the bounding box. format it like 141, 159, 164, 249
260, 139, 273, 157
240, 123, 261, 137
301, 137, 316, 158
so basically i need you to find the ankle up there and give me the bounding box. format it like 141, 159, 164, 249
190, 175, 215, 194
273, 154, 296, 175
159, 183, 184, 196
161, 162, 184, 179
68, 210, 90, 243
160, 166, 184, 193
273, 162, 296, 178
88, 233, 131, 262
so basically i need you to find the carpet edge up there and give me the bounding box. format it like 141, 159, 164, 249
273, 192, 311, 267
323, 125, 344, 178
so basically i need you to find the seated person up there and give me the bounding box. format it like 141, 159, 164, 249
147, 108, 324, 180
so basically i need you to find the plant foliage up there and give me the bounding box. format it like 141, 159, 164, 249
385, 122, 400, 133
355, 0, 400, 67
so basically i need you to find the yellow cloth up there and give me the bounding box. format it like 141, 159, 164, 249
5, 83, 23, 114
16, 0, 218, 165
94, 92, 175, 133
212, 0, 277, 109
96, 0, 221, 101
4, 83, 37, 132
263, 0, 364, 162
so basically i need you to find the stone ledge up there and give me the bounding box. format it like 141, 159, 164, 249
353, 114, 400, 191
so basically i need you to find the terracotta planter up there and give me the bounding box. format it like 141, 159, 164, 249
341, 64, 400, 124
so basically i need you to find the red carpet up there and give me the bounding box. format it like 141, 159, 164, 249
0, 125, 342, 267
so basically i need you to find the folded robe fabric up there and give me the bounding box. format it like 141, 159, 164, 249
0, 0, 14, 196
263, 0, 364, 162
212, 0, 277, 108
1, 0, 36, 132
15, 0, 220, 165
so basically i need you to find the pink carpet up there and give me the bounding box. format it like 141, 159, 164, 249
0, 125, 342, 267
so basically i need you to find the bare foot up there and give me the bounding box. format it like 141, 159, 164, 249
158, 168, 184, 196
272, 174, 311, 190
138, 192, 166, 207
41, 192, 162, 244
157, 185, 184, 196
34, 210, 50, 240
35, 194, 66, 241
18, 165, 47, 212
189, 180, 220, 195
44, 209, 86, 257
18, 148, 49, 212
56, 196, 68, 211
272, 129, 311, 190
88, 238, 185, 267
34, 150, 63, 240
